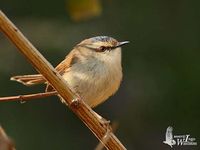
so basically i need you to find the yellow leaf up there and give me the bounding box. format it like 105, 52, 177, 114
67, 0, 102, 22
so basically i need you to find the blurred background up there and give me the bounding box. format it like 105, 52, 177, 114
0, 0, 200, 149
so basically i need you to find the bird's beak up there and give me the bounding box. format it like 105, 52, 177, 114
116, 41, 130, 48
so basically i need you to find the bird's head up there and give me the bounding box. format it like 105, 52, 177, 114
76, 36, 129, 53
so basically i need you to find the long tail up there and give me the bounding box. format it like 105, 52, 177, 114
10, 74, 45, 86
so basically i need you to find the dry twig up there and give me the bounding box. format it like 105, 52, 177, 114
0, 10, 126, 150
0, 126, 15, 150
0, 91, 57, 102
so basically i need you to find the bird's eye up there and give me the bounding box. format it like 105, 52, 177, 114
99, 46, 107, 52
98, 46, 113, 52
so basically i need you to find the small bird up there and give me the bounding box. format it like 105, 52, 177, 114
11, 36, 129, 108
163, 126, 176, 148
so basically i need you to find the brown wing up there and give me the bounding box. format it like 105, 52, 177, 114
45, 49, 79, 92
55, 50, 75, 75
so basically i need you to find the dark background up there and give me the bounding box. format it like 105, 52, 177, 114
0, 0, 199, 149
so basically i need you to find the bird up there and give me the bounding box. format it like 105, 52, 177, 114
163, 126, 176, 148
10, 36, 129, 108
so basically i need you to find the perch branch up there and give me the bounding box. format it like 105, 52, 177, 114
0, 10, 126, 150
